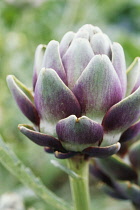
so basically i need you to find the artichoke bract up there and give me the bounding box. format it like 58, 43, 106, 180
7, 24, 140, 159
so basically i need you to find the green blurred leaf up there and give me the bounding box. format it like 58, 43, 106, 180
51, 159, 80, 179
0, 135, 73, 210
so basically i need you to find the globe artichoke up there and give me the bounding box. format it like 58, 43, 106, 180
7, 24, 140, 159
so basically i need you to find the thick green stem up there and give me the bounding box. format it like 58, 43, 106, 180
67, 156, 91, 210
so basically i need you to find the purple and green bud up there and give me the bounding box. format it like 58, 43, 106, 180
6, 24, 140, 159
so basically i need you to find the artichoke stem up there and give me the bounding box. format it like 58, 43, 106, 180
67, 156, 91, 210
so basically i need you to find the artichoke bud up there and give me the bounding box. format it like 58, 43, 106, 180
6, 24, 140, 158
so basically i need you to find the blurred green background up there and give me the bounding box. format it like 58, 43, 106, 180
0, 0, 140, 209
